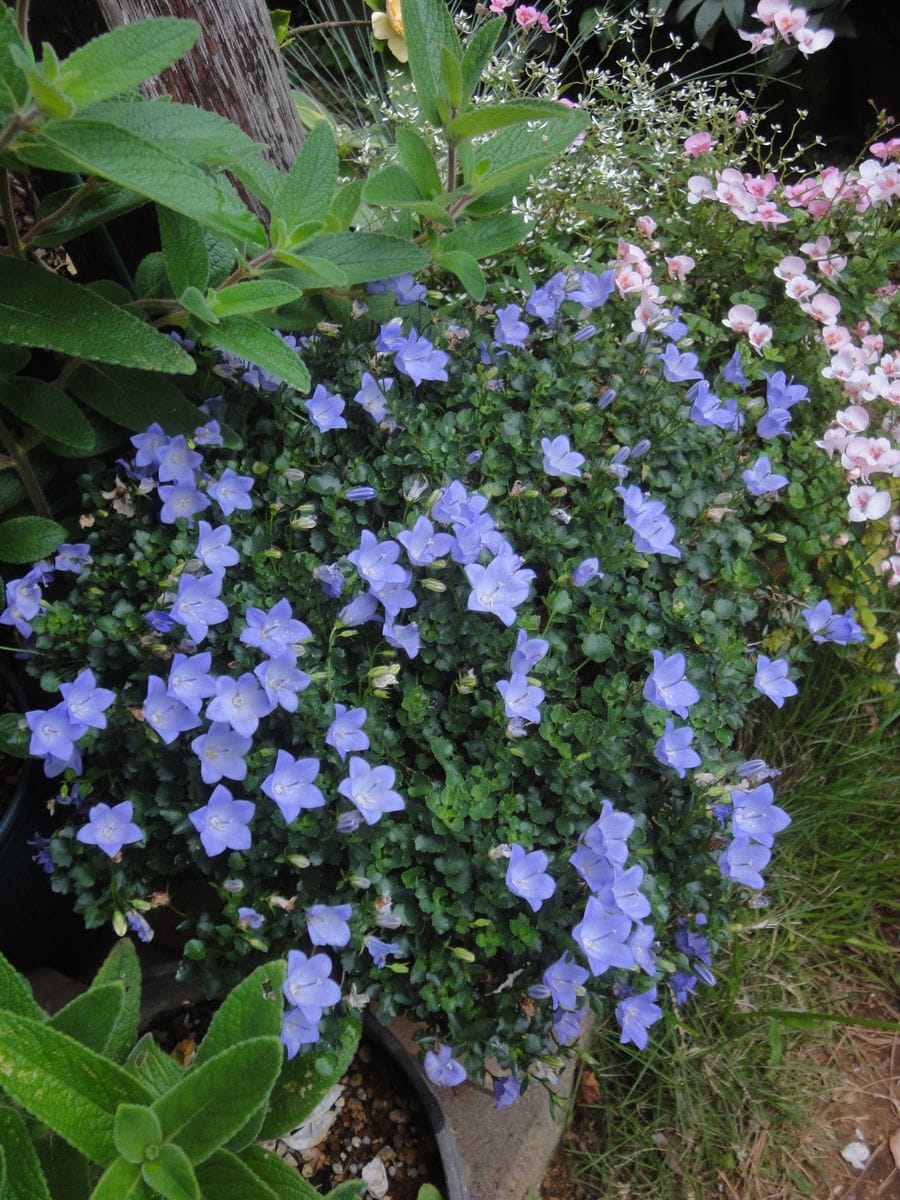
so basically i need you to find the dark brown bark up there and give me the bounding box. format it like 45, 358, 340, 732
94, 0, 303, 172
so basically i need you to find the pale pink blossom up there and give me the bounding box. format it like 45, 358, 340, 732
752, 0, 784, 23
816, 427, 850, 457
683, 131, 718, 158
822, 325, 851, 353
723, 303, 758, 333
795, 24, 835, 55
817, 255, 847, 280
799, 234, 831, 260
635, 215, 657, 237
631, 290, 663, 335
614, 264, 645, 297
665, 255, 695, 281
489, 0, 515, 10
774, 255, 806, 281
743, 172, 778, 199
747, 322, 773, 353
881, 555, 900, 587
773, 6, 808, 41
515, 5, 550, 29
735, 109, 750, 127
847, 486, 891, 522
750, 200, 789, 228
835, 406, 871, 433
785, 274, 819, 301
870, 138, 900, 162
738, 26, 776, 52
806, 292, 841, 324
687, 175, 715, 204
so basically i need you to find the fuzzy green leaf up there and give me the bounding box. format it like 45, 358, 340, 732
194, 962, 286, 1069
440, 43, 463, 108
69, 364, 201, 434
272, 122, 339, 243
0, 955, 48, 1022
434, 249, 485, 299
0, 257, 194, 374
0, 4, 28, 115
77, 99, 263, 170
0, 517, 67, 565
209, 280, 302, 318
178, 287, 220, 325
55, 20, 198, 109
401, 0, 461, 127
30, 182, 145, 247
237, 1147, 318, 1199
0, 378, 95, 451
0, 346, 30, 377
299, 233, 429, 286
114, 1105, 163, 1165
439, 212, 526, 258
447, 98, 576, 141
158, 208, 209, 296
362, 164, 424, 207
467, 109, 587, 201
197, 318, 310, 393
195, 1149, 278, 1200
0, 1106, 51, 1200
16, 120, 262, 245
460, 17, 503, 100
0, 1012, 153, 1167
395, 128, 443, 200
258, 1013, 360, 1142
270, 251, 349, 288
142, 1143, 199, 1200
90, 941, 141, 1065
35, 1134, 92, 1200
328, 180, 363, 232
50, 984, 126, 1056
88, 1158, 151, 1200
126, 1036, 184, 1099
151, 1036, 282, 1165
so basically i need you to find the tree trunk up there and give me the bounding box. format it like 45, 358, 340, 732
94, 0, 303, 172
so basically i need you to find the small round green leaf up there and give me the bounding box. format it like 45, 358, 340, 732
114, 1103, 163, 1164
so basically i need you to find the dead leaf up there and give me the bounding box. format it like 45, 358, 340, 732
174, 1037, 197, 1066
576, 1067, 601, 1106
889, 1127, 900, 1169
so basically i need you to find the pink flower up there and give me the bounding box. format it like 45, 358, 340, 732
747, 322, 773, 353
687, 175, 714, 204
774, 255, 806, 282
490, 0, 515, 10
738, 26, 776, 52
847, 485, 891, 522
735, 109, 750, 127
723, 303, 757, 333
785, 274, 818, 301
636, 215, 657, 237
806, 292, 841, 325
683, 132, 718, 158
752, 0, 785, 22
665, 255, 695, 281
515, 5, 550, 29
752, 200, 789, 227
772, 6, 808, 41
870, 138, 900, 162
822, 325, 851, 353
795, 24, 834, 55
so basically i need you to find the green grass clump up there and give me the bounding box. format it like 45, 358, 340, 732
565, 654, 898, 1198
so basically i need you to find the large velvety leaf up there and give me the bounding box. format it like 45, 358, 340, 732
197, 318, 310, 394
158, 208, 209, 297
16, 120, 263, 245
90, 940, 141, 1065
126, 1035, 184, 1099
0, 5, 30, 115
36, 1134, 92, 1200
434, 249, 485, 300
258, 1013, 360, 1142
56, 20, 198, 109
447, 99, 578, 141
151, 1036, 282, 1165
141, 1142, 199, 1200
0, 951, 47, 1022
0, 517, 67, 565
0, 1106, 52, 1200
31, 182, 145, 247
50, 984, 126, 1057
0, 378, 95, 450
401, 0, 461, 128
195, 1149, 277, 1200
439, 212, 526, 258
88, 1158, 152, 1200
460, 16, 503, 101
209, 280, 302, 318
299, 233, 429, 286
396, 127, 443, 200
238, 1147, 317, 1199
0, 258, 194, 374
272, 122, 338, 243
69, 364, 201, 434
194, 961, 286, 1069
0, 1012, 153, 1167
78, 99, 262, 169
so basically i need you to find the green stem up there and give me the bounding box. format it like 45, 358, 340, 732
0, 107, 38, 149
22, 176, 98, 247
0, 169, 22, 257
288, 18, 371, 33
446, 137, 457, 195
0, 410, 51, 517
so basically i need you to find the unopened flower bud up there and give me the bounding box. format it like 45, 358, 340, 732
404, 474, 429, 502
456, 669, 477, 694
285, 854, 310, 869
421, 577, 447, 592
488, 843, 512, 861
369, 664, 400, 689
222, 878, 244, 893
291, 514, 317, 530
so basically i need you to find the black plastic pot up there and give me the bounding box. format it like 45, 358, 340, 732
0, 662, 106, 971
363, 1013, 471, 1200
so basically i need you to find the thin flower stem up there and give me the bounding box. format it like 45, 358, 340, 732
22, 176, 98, 247
0, 410, 51, 517
15, 0, 30, 37
446, 137, 457, 195
0, 107, 38, 149
0, 168, 22, 257
288, 18, 371, 34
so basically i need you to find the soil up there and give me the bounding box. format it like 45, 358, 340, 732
147, 1000, 445, 1200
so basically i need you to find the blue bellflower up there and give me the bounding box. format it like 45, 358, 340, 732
541, 435, 585, 478
207, 468, 254, 517
494, 304, 529, 348
526, 272, 567, 323
743, 455, 789, 496
261, 751, 325, 823
338, 757, 405, 826
190, 722, 252, 784
167, 652, 217, 715
653, 719, 701, 778
76, 801, 144, 858
142, 676, 201, 744
393, 329, 449, 387
305, 384, 347, 433
572, 898, 634, 976
753, 655, 798, 708
326, 703, 370, 761
306, 903, 352, 948
568, 269, 614, 309
424, 1045, 467, 1087
505, 843, 556, 912
801, 599, 864, 645
60, 668, 115, 730
195, 521, 239, 575
643, 651, 701, 719
188, 786, 255, 857
616, 986, 662, 1050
